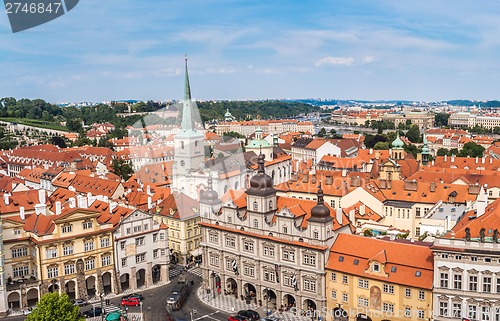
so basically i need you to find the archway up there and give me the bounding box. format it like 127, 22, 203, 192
333, 308, 349, 321
136, 269, 146, 288
226, 278, 237, 297
7, 292, 20, 309
48, 283, 59, 293
243, 283, 256, 301
86, 276, 96, 297
283, 294, 296, 309
152, 265, 161, 284
303, 299, 316, 311
65, 280, 76, 299
263, 288, 277, 310
120, 273, 130, 291
102, 272, 112, 294
27, 288, 38, 307
356, 314, 372, 321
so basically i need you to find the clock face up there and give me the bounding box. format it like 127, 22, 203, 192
180, 160, 185, 167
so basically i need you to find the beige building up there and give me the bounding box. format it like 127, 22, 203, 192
326, 234, 434, 321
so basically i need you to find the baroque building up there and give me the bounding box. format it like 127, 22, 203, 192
199, 154, 352, 312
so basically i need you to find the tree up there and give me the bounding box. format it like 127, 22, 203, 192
65, 118, 83, 133
26, 292, 83, 321
111, 158, 133, 181
364, 134, 387, 149
406, 125, 421, 143
224, 131, 245, 139
435, 113, 450, 127
50, 136, 67, 148
458, 142, 485, 158
436, 148, 449, 156
373, 142, 390, 150
317, 127, 327, 137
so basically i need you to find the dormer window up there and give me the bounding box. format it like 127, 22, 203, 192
372, 263, 380, 272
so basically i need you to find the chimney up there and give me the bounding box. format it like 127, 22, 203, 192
468, 184, 480, 195
336, 208, 343, 225
148, 196, 153, 210
432, 160, 435, 166
146, 185, 152, 196
404, 180, 418, 191
38, 189, 46, 204
110, 202, 118, 214
444, 155, 447, 162
360, 204, 366, 215
476, 157, 478, 164
375, 151, 380, 160
369, 148, 373, 155
349, 209, 355, 224
451, 155, 455, 163
20, 206, 25, 221
55, 201, 62, 215
69, 197, 76, 208
35, 203, 46, 216
350, 176, 361, 187
430, 182, 437, 193
482, 157, 485, 164
341, 169, 347, 177
445, 215, 452, 232
3, 193, 9, 205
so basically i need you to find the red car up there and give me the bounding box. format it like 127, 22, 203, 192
121, 297, 141, 306
228, 316, 247, 321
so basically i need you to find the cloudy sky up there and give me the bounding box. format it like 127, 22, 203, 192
1, 0, 500, 103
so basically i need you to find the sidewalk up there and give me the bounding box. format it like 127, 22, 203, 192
196, 287, 311, 321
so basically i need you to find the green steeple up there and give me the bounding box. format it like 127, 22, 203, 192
392, 132, 404, 149
181, 57, 195, 132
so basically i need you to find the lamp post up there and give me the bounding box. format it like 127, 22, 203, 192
100, 293, 104, 321
140, 301, 144, 321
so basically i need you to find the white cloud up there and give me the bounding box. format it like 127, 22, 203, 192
315, 56, 355, 67
362, 56, 376, 64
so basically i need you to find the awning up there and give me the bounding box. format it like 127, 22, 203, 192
190, 248, 202, 257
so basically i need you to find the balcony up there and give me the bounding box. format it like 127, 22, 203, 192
6, 276, 40, 291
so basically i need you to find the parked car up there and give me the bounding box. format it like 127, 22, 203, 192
82, 307, 105, 318
237, 310, 260, 321
228, 316, 247, 321
260, 318, 280, 321
73, 299, 89, 307
121, 297, 141, 306
124, 293, 144, 301
22, 308, 32, 315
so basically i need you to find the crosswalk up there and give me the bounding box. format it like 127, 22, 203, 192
85, 303, 121, 320
168, 265, 203, 280
188, 266, 203, 278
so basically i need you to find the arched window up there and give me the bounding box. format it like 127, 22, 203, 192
253, 201, 258, 211
269, 200, 273, 210
253, 219, 258, 228
272, 170, 275, 180
283, 225, 288, 234
224, 185, 229, 194
234, 181, 239, 190
195, 141, 198, 147
181, 141, 185, 149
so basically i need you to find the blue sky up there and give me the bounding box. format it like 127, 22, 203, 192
1, 0, 500, 102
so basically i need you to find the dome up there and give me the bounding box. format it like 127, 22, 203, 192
200, 176, 220, 204
391, 133, 404, 149
247, 154, 275, 195
309, 185, 332, 222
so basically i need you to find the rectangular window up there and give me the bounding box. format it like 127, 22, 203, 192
358, 279, 369, 289
439, 302, 448, 317
12, 247, 28, 258
159, 233, 165, 240
46, 248, 57, 258
452, 303, 462, 319
416, 207, 421, 217
63, 245, 73, 256
470, 276, 478, 291
418, 310, 425, 319
64, 264, 75, 275
82, 221, 93, 229
133, 225, 142, 233
303, 280, 316, 292
263, 246, 275, 257
243, 242, 254, 252
331, 291, 337, 300
101, 255, 111, 266
13, 228, 21, 235
383, 303, 394, 313
405, 288, 411, 298
135, 237, 145, 246
210, 255, 219, 267
243, 265, 255, 277
283, 250, 295, 261
453, 274, 462, 290
331, 273, 337, 282
120, 241, 126, 250
13, 266, 29, 278
264, 271, 276, 283
405, 307, 411, 317
440, 272, 449, 288
418, 290, 425, 300
126, 228, 131, 234
415, 227, 421, 236
153, 233, 158, 242
153, 249, 159, 259
469, 305, 477, 320
496, 279, 500, 293
62, 224, 72, 233
383, 284, 394, 294
100, 238, 110, 248
85, 259, 95, 270
226, 237, 236, 248
482, 307, 490, 321
342, 275, 348, 285
47, 266, 59, 278
84, 241, 94, 252
313, 231, 319, 239
342, 293, 348, 302
121, 258, 127, 267
209, 234, 219, 243
357, 297, 369, 307
484, 277, 492, 292
135, 253, 146, 263
303, 254, 316, 266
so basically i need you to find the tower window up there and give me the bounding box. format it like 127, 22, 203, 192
269, 200, 273, 210
253, 219, 258, 228
253, 201, 258, 211
181, 141, 185, 149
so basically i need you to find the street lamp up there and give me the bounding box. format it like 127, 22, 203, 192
100, 293, 104, 321
210, 272, 216, 299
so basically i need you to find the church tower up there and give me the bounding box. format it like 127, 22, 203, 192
247, 154, 277, 214
172, 58, 205, 198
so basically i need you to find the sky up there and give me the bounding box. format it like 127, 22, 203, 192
1, 0, 500, 103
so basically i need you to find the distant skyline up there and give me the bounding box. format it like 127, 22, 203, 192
1, 0, 500, 103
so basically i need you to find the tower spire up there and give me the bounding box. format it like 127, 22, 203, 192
181, 56, 195, 131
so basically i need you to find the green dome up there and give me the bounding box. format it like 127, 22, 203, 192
246, 139, 271, 149
392, 134, 404, 149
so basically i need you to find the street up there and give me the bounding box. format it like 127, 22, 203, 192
5, 268, 229, 321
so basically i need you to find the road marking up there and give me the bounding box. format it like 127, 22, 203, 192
193, 310, 221, 321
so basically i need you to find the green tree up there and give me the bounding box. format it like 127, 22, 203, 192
436, 148, 449, 156
406, 125, 421, 143
66, 119, 83, 133
317, 127, 327, 137
435, 113, 450, 127
224, 131, 245, 139
26, 292, 83, 321
111, 158, 133, 181
458, 142, 485, 158
373, 141, 390, 150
